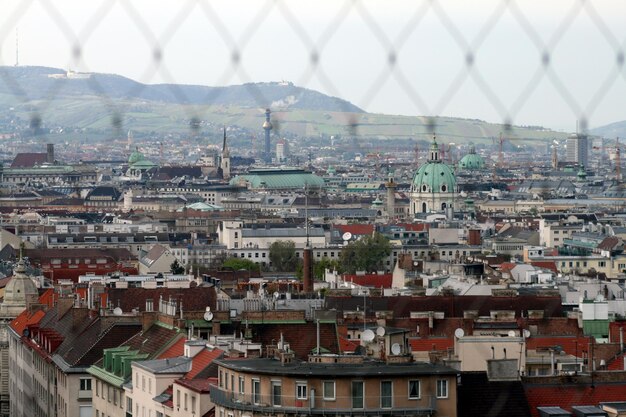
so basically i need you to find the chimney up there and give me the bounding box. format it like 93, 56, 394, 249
303, 247, 313, 293
46, 143, 54, 164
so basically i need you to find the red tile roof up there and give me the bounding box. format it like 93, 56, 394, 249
11, 153, 47, 168
339, 337, 360, 353
335, 224, 375, 236
184, 349, 224, 379
10, 309, 46, 335
39, 289, 56, 307
176, 377, 218, 393
343, 273, 393, 288
158, 337, 187, 359
524, 382, 626, 417
409, 338, 454, 352
526, 336, 592, 356
530, 261, 558, 275
393, 223, 429, 232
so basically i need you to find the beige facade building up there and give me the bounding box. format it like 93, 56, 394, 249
211, 352, 458, 417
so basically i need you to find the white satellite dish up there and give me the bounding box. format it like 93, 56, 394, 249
523, 329, 531, 339
376, 326, 386, 337
454, 328, 464, 339
342, 232, 353, 241
361, 329, 375, 342
113, 307, 123, 316
391, 343, 402, 355
204, 311, 214, 322
508, 330, 516, 337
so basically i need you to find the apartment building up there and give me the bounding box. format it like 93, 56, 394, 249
211, 352, 458, 417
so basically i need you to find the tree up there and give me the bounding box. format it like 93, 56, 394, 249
269, 240, 298, 272
313, 257, 342, 280
340, 233, 392, 274
222, 257, 260, 272
170, 259, 185, 274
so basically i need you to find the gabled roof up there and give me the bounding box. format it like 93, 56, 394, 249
11, 153, 47, 168
10, 309, 46, 335
158, 337, 187, 359
184, 348, 224, 379
526, 336, 592, 356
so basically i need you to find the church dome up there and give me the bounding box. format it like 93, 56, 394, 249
3, 258, 38, 307
129, 149, 145, 165
411, 137, 457, 194
458, 145, 485, 170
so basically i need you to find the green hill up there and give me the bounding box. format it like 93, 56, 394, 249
0, 66, 569, 145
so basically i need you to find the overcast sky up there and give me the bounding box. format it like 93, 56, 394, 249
1, 0, 625, 132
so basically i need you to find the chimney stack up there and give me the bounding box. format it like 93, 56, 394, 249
303, 246, 313, 293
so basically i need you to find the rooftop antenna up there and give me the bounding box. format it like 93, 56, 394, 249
15, 28, 18, 67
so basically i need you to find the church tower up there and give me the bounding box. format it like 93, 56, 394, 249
221, 126, 231, 180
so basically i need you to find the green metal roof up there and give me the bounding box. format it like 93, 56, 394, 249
458, 153, 485, 170
412, 161, 457, 193
230, 168, 325, 190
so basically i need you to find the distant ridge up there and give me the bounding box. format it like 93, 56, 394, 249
0, 66, 364, 113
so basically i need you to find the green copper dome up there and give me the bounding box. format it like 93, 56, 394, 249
129, 148, 145, 165
458, 145, 485, 170
411, 136, 457, 193
577, 164, 587, 180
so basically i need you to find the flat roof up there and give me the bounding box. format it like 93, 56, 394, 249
215, 357, 458, 377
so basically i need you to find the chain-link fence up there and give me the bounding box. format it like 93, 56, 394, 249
0, 0, 625, 152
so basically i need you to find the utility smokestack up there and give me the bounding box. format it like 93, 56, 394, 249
303, 246, 313, 293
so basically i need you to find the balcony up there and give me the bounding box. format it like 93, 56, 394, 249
78, 389, 92, 399
210, 386, 436, 416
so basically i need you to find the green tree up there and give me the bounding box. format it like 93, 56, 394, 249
170, 259, 185, 274
340, 233, 392, 274
269, 240, 298, 272
313, 257, 342, 280
222, 257, 260, 272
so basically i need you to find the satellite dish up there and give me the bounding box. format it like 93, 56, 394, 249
454, 328, 464, 339
342, 232, 352, 241
508, 330, 516, 337
204, 311, 214, 322
113, 307, 123, 316
391, 343, 402, 355
376, 326, 386, 337
361, 329, 375, 342
523, 329, 531, 339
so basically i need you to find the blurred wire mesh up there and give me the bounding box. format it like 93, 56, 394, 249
0, 0, 624, 143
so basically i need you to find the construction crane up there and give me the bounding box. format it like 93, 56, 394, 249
615, 137, 622, 182
498, 132, 504, 169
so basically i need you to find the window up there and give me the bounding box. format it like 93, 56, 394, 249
252, 379, 261, 405
323, 381, 335, 400
351, 381, 364, 409
381, 381, 392, 408
436, 379, 448, 398
126, 397, 132, 413
239, 376, 245, 394
231, 374, 235, 392
219, 370, 223, 387
296, 382, 307, 400
225, 372, 229, 390
408, 380, 420, 399
271, 382, 282, 406
80, 378, 91, 391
